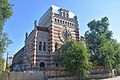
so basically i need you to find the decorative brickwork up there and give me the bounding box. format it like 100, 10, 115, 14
12, 5, 79, 71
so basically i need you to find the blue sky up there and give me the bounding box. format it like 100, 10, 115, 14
4, 0, 120, 56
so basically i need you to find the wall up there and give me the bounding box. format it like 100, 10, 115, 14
0, 70, 67, 80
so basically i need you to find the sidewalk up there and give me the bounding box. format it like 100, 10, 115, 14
102, 76, 120, 80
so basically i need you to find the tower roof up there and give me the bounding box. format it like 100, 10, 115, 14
36, 26, 49, 32
51, 5, 75, 18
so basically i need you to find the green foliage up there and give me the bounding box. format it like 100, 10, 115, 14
0, 0, 13, 72
112, 41, 120, 66
0, 57, 5, 71
85, 17, 120, 71
0, 0, 13, 30
0, 31, 12, 57
58, 40, 91, 79
85, 17, 112, 65
115, 64, 120, 72
98, 34, 116, 70
0, 32, 11, 71
0, 0, 13, 57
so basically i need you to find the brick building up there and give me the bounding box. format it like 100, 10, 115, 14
12, 5, 79, 71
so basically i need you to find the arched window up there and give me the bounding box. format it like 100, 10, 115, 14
56, 63, 58, 67
63, 21, 64, 24
43, 42, 46, 51
60, 20, 62, 23
39, 42, 42, 51
68, 22, 69, 25
55, 42, 58, 52
55, 18, 57, 22
58, 19, 59, 23
65, 21, 67, 24
72, 23, 73, 26
39, 62, 45, 68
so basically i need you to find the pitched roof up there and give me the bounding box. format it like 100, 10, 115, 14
36, 26, 49, 32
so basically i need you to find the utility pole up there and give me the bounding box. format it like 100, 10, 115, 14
5, 52, 13, 71
5, 52, 9, 71
5, 52, 9, 80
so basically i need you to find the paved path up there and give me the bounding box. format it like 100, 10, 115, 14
102, 76, 120, 80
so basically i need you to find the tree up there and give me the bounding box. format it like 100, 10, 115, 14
99, 35, 120, 71
0, 57, 5, 71
0, 0, 13, 30
111, 40, 120, 66
98, 34, 116, 70
110, 40, 120, 72
85, 17, 120, 71
0, 31, 11, 56
58, 40, 91, 79
0, 0, 13, 55
85, 17, 112, 65
0, 0, 13, 71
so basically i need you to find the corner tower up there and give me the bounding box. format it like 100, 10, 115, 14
38, 5, 79, 52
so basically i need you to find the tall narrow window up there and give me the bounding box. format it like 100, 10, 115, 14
60, 20, 62, 23
55, 18, 57, 22
39, 42, 42, 51
55, 42, 58, 52
63, 21, 64, 24
58, 19, 59, 23
43, 42, 46, 51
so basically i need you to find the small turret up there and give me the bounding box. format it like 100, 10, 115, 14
25, 32, 28, 40
34, 20, 37, 27
59, 8, 69, 18
73, 16, 77, 21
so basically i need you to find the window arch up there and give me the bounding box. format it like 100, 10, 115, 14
39, 62, 45, 68
43, 42, 46, 51
56, 63, 58, 67
55, 18, 57, 22
63, 21, 64, 24
55, 42, 58, 52
39, 61, 47, 70
39, 41, 42, 51
72, 23, 73, 26
65, 21, 67, 25
58, 19, 59, 23
60, 20, 62, 23
68, 22, 69, 25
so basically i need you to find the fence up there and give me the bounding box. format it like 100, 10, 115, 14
0, 67, 116, 80
0, 71, 44, 80
0, 68, 68, 80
